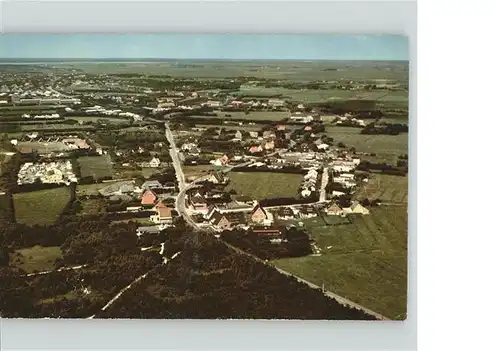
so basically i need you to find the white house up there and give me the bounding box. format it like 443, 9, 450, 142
342, 201, 370, 215
149, 157, 161, 168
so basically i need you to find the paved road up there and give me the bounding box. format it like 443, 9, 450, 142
319, 166, 329, 202
165, 122, 186, 191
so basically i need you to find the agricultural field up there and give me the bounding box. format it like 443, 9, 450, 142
272, 206, 408, 320
324, 126, 408, 162
62, 60, 409, 82
182, 164, 216, 180
9, 245, 62, 273
77, 155, 113, 181
13, 187, 72, 226
354, 173, 408, 204
238, 86, 408, 106
215, 111, 289, 121
20, 124, 95, 132
226, 172, 303, 199
15, 141, 69, 153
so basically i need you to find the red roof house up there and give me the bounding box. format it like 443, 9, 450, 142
141, 189, 157, 206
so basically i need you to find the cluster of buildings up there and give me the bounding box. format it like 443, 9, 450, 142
17, 160, 77, 186
82, 105, 143, 121
300, 168, 320, 198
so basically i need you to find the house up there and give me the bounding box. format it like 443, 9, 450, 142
206, 171, 228, 184
268, 98, 285, 107
148, 157, 161, 168
208, 210, 245, 230
234, 130, 243, 141
325, 202, 343, 216
276, 207, 295, 220
264, 141, 275, 150
299, 206, 317, 219
250, 226, 284, 239
136, 226, 161, 236
249, 145, 263, 154
141, 180, 163, 190
331, 190, 346, 197
342, 201, 370, 215
150, 201, 173, 224
301, 189, 312, 198
249, 131, 259, 138
275, 124, 287, 131
211, 154, 230, 167
304, 125, 313, 132
251, 204, 274, 225
289, 113, 314, 124
233, 195, 255, 206
141, 189, 157, 207
262, 130, 276, 139
189, 191, 209, 213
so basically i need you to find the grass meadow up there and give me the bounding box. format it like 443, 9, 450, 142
272, 206, 408, 320
13, 187, 72, 226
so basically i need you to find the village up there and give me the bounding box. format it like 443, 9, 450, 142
0, 59, 408, 320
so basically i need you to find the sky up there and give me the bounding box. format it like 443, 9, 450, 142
0, 34, 408, 61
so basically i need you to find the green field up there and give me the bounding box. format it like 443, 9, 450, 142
272, 207, 408, 320
56, 60, 409, 82
9, 245, 62, 273
78, 155, 113, 180
324, 126, 408, 162
20, 124, 95, 132
238, 86, 408, 106
13, 187, 72, 226
216, 111, 289, 121
227, 172, 303, 199
354, 173, 408, 204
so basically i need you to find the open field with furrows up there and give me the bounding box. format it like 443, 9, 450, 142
272, 206, 408, 320
77, 155, 113, 180
324, 126, 408, 162
226, 172, 303, 200
354, 173, 408, 204
9, 246, 62, 274
13, 187, 72, 226
57, 60, 409, 81
216, 111, 289, 121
